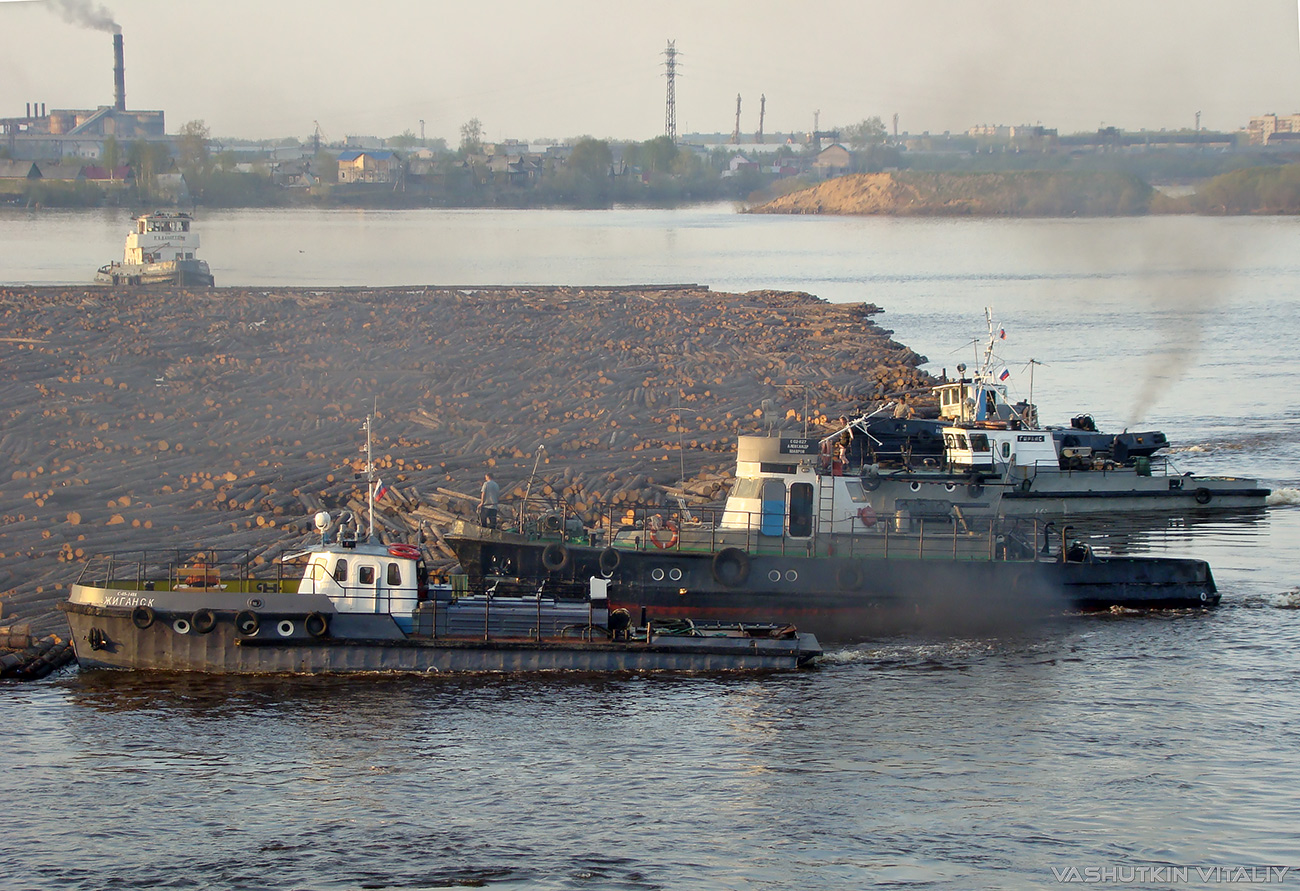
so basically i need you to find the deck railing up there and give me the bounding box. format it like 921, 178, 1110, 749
500, 499, 1057, 563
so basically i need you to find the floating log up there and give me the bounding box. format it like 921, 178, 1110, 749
0, 284, 935, 624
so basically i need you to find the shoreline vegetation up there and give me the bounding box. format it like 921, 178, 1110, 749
8, 117, 1300, 214
0, 285, 933, 635
14, 165, 1300, 215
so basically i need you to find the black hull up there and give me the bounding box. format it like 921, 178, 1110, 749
450, 534, 1218, 641
59, 602, 819, 673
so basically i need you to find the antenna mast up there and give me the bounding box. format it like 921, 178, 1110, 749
364, 411, 374, 541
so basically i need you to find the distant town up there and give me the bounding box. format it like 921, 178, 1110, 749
4, 32, 1300, 212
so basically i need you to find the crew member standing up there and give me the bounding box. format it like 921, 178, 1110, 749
479, 472, 501, 529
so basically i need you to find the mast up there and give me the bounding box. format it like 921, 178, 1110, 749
363, 412, 376, 542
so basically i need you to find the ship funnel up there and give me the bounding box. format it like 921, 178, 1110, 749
113, 33, 126, 111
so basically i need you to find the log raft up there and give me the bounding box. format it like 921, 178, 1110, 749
0, 284, 936, 636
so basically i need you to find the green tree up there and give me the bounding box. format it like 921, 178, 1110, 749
640, 135, 679, 175
567, 137, 613, 178
459, 118, 483, 155
101, 135, 120, 175
127, 139, 171, 200
841, 117, 887, 149
177, 119, 212, 185
389, 129, 419, 150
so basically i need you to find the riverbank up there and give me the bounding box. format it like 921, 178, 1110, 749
0, 285, 933, 634
749, 171, 1159, 216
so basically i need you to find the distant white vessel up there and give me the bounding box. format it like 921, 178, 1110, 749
95, 211, 214, 286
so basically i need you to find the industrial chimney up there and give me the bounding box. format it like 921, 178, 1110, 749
113, 33, 126, 111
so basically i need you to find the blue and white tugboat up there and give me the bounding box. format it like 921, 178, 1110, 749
95, 211, 215, 287
60, 419, 819, 674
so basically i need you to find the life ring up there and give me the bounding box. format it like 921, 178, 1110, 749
387, 543, 421, 560
856, 506, 877, 528
711, 547, 750, 586
276, 619, 296, 637
541, 542, 570, 572
191, 608, 217, 634
305, 612, 330, 639
235, 610, 260, 636
131, 605, 155, 630
1194, 487, 1212, 505
836, 562, 865, 591
598, 546, 622, 576
649, 521, 679, 549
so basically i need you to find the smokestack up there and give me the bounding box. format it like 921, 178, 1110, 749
26, 103, 31, 118
113, 32, 126, 111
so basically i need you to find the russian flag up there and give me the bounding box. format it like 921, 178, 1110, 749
999, 328, 1007, 340
374, 479, 389, 500
999, 368, 1011, 381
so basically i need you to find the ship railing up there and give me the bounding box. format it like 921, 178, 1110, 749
507, 498, 1045, 563
74, 549, 292, 593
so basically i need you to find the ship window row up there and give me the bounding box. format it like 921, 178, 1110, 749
943, 432, 991, 452
329, 559, 402, 586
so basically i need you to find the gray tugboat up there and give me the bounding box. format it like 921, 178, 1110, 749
95, 211, 215, 286
59, 420, 819, 674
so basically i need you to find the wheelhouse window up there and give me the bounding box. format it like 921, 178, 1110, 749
387, 562, 402, 586
843, 479, 871, 504
359, 566, 376, 585
332, 559, 348, 582
970, 433, 990, 452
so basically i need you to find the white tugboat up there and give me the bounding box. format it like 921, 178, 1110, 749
95, 211, 215, 286
845, 310, 1269, 517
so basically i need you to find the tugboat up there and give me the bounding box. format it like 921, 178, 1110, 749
95, 211, 215, 287
446, 451, 1221, 642
847, 310, 1269, 516
59, 419, 819, 674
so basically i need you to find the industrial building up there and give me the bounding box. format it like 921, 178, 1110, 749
1, 33, 166, 161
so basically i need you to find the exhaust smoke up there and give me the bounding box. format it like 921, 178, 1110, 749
47, 0, 120, 34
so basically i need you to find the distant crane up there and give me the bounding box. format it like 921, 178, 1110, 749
312, 120, 330, 154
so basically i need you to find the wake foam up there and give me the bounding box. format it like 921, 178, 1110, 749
1267, 487, 1300, 506
1272, 588, 1300, 609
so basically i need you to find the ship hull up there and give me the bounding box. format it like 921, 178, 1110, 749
869, 470, 1269, 518
59, 595, 818, 674
95, 259, 214, 287
449, 533, 1218, 641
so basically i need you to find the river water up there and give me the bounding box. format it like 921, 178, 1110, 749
3, 206, 1300, 889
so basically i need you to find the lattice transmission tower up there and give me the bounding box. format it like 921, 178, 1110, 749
663, 40, 679, 142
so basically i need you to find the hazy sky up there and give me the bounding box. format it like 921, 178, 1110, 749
3, 0, 1299, 143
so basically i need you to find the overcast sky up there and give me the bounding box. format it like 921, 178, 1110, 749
3, 0, 1300, 144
